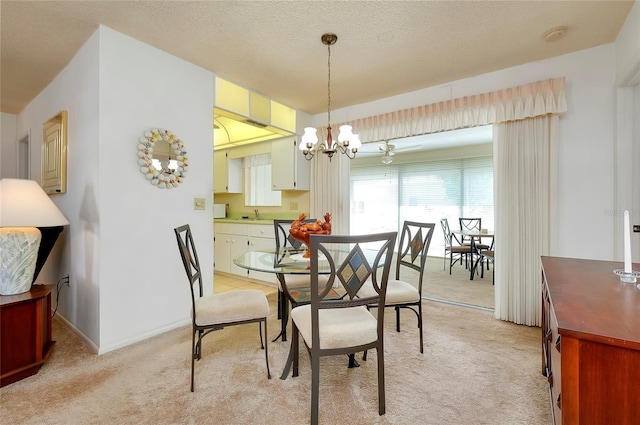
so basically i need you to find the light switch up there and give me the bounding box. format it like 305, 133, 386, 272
194, 198, 206, 210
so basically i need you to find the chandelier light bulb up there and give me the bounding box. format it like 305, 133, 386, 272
300, 127, 319, 151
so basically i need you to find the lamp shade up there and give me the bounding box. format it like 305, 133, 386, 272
0, 179, 69, 295
0, 179, 69, 227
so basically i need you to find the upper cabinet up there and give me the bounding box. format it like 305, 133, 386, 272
214, 77, 297, 149
213, 150, 242, 194
271, 137, 310, 191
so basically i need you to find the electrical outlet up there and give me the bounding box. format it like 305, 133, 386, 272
289, 202, 298, 210
633, 225, 640, 233
63, 275, 70, 287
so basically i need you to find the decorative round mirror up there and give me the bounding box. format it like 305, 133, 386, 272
137, 128, 188, 189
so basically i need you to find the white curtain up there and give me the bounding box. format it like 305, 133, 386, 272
493, 116, 556, 325
309, 151, 350, 235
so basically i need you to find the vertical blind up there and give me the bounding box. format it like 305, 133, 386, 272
350, 156, 494, 255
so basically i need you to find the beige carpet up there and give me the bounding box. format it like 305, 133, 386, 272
0, 291, 550, 424
406, 256, 494, 310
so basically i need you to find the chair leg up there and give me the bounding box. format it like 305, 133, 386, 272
311, 355, 320, 425
395, 306, 401, 332
292, 323, 300, 377
258, 322, 264, 349
190, 330, 196, 392
377, 347, 386, 416
262, 319, 271, 379
418, 302, 424, 354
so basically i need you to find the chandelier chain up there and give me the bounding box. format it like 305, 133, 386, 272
327, 40, 331, 127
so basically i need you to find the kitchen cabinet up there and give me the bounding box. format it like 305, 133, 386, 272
247, 225, 277, 284
213, 150, 242, 194
214, 222, 249, 277
541, 256, 640, 425
214, 222, 276, 285
215, 76, 296, 133
271, 137, 310, 191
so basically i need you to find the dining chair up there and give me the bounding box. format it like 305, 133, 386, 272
272, 218, 322, 341
440, 218, 472, 274
459, 217, 491, 249
174, 224, 271, 391
480, 248, 495, 285
359, 221, 435, 353
288, 231, 397, 425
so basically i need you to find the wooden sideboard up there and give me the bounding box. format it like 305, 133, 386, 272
1, 284, 55, 387
541, 256, 640, 425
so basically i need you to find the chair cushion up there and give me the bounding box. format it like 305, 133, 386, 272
290, 305, 378, 350
194, 289, 269, 326
359, 279, 419, 305
279, 274, 312, 290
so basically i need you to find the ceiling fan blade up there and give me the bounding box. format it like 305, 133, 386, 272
378, 142, 388, 152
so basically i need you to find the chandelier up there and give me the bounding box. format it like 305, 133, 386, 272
299, 33, 361, 161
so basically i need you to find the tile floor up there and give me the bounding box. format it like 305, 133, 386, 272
213, 273, 277, 297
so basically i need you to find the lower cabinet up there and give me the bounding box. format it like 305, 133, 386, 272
541, 256, 640, 425
214, 222, 276, 285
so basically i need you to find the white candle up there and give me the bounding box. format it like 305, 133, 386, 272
624, 210, 632, 273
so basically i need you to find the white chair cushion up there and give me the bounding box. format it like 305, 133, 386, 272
279, 274, 312, 290
279, 274, 330, 291
291, 304, 378, 350
194, 289, 269, 326
359, 279, 419, 305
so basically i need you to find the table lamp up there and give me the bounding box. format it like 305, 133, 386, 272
0, 178, 69, 295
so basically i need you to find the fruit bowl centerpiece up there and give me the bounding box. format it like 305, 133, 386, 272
289, 213, 332, 258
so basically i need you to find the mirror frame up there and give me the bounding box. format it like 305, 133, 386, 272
137, 128, 188, 189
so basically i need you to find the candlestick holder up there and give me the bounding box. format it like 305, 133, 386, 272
613, 269, 640, 284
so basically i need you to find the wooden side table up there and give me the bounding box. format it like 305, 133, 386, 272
1, 284, 55, 387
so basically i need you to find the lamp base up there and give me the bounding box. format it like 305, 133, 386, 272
0, 227, 41, 295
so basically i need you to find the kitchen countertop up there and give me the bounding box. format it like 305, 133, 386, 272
215, 218, 274, 225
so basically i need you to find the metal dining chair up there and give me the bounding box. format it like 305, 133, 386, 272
285, 231, 397, 425
360, 221, 435, 353
440, 218, 471, 274
174, 224, 271, 391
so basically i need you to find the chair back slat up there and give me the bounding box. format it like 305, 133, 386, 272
396, 221, 435, 294
174, 224, 202, 313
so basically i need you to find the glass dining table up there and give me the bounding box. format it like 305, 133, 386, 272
451, 229, 494, 280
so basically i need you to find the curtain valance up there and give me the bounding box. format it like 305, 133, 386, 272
318, 77, 567, 143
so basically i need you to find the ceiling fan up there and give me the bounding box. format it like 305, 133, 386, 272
379, 141, 395, 164
378, 140, 422, 164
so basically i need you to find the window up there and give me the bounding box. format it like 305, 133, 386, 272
350, 156, 493, 256
244, 154, 282, 206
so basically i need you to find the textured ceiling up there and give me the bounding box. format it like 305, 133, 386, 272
0, 1, 634, 115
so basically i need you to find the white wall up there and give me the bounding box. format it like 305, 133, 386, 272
326, 45, 623, 261
17, 29, 101, 345
1, 112, 17, 178
96, 27, 214, 352
14, 26, 215, 353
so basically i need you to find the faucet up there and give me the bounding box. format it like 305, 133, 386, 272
254, 209, 260, 220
